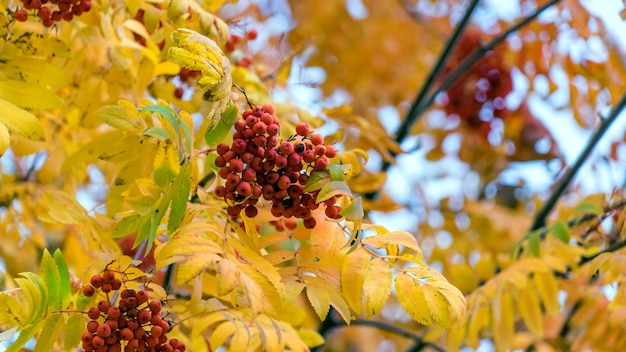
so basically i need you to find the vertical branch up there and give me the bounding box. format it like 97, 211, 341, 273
530, 91, 626, 231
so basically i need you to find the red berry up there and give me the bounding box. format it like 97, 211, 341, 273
96, 323, 111, 337
149, 300, 162, 313
174, 87, 184, 99
247, 29, 258, 40
245, 205, 258, 218
295, 122, 310, 136
277, 175, 291, 190
285, 218, 298, 230
236, 181, 252, 196
215, 185, 227, 198
275, 155, 288, 168
303, 217, 317, 229
120, 328, 133, 341
62, 11, 73, 21
279, 142, 294, 156
241, 168, 256, 182
267, 124, 279, 136
15, 9, 28, 21
310, 134, 324, 146
38, 6, 51, 19
229, 158, 244, 173
51, 10, 62, 21
87, 307, 100, 320
325, 145, 337, 158
87, 320, 99, 333
107, 306, 121, 319
111, 278, 122, 290
101, 283, 112, 293
90, 275, 103, 288
92, 335, 105, 348
82, 285, 95, 297
315, 157, 328, 171
97, 300, 110, 312
137, 309, 152, 324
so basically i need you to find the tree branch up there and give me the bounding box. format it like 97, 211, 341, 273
370, 0, 563, 200
530, 91, 626, 230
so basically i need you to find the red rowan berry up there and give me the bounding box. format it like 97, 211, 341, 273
229, 158, 244, 173
214, 184, 227, 198
227, 205, 242, 217
51, 10, 62, 21
253, 121, 267, 135
279, 142, 294, 156
87, 320, 99, 333
120, 328, 133, 340
121, 289, 135, 299
101, 283, 112, 293
149, 300, 162, 313
241, 152, 254, 164
315, 157, 329, 171
105, 332, 118, 344
266, 171, 279, 184
62, 11, 73, 21
274, 188, 288, 199
150, 325, 163, 338
92, 335, 105, 348
126, 308, 138, 318
87, 307, 100, 320
262, 184, 275, 199
325, 145, 337, 158
136, 290, 149, 304
245, 115, 258, 127
260, 113, 273, 125
126, 319, 139, 330
137, 309, 151, 324
288, 153, 302, 166
310, 134, 324, 146
267, 124, 279, 136
262, 104, 275, 115
267, 136, 278, 148
216, 143, 229, 155
97, 300, 110, 312
243, 109, 254, 118
236, 181, 252, 196
174, 87, 184, 99
160, 319, 170, 332
215, 156, 226, 167
234, 120, 246, 132
294, 141, 306, 154
218, 166, 231, 179
102, 271, 115, 284
83, 285, 95, 297
285, 218, 298, 230
90, 275, 104, 288
325, 205, 339, 219
15, 9, 28, 21
162, 345, 174, 352
314, 145, 326, 156
134, 327, 147, 340
275, 155, 288, 168
247, 29, 258, 40
295, 122, 310, 136
111, 278, 122, 290
303, 217, 317, 229
38, 6, 51, 19
96, 323, 111, 337
147, 335, 159, 348
244, 205, 258, 218
242, 168, 256, 182
117, 316, 127, 329
298, 174, 309, 185
106, 318, 118, 330
231, 139, 247, 154
264, 150, 277, 163
126, 297, 137, 308
110, 344, 122, 352
82, 331, 93, 344
42, 17, 53, 27
107, 306, 121, 319
150, 314, 162, 326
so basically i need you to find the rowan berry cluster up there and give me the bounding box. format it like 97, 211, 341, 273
14, 0, 91, 27
81, 271, 185, 352
173, 67, 201, 99
214, 104, 342, 229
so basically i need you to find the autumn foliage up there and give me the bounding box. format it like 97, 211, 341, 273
2, 0, 626, 351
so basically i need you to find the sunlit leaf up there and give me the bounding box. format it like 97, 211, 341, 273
205, 103, 238, 147
0, 98, 46, 142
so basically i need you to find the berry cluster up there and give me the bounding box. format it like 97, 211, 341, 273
442, 26, 513, 136
214, 104, 342, 229
224, 30, 257, 68
14, 0, 91, 27
173, 67, 201, 99
81, 271, 185, 352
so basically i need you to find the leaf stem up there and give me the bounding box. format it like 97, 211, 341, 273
530, 91, 626, 230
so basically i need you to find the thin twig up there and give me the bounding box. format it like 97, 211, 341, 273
530, 91, 626, 230
351, 318, 422, 341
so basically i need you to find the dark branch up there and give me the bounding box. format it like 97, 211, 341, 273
530, 91, 626, 230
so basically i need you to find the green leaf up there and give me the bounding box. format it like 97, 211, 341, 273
33, 314, 65, 352
303, 170, 331, 193
141, 105, 190, 155
64, 314, 86, 349
205, 103, 237, 147
143, 126, 173, 141
551, 221, 570, 243
135, 185, 175, 254
39, 250, 61, 314
574, 202, 604, 217
0, 98, 46, 142
94, 105, 141, 131
53, 249, 71, 309
316, 181, 352, 203
168, 161, 192, 233
339, 196, 364, 220
328, 164, 352, 182
6, 320, 44, 352
15, 273, 47, 326
110, 214, 146, 238
527, 230, 540, 257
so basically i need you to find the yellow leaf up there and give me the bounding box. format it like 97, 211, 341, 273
216, 258, 240, 296
94, 105, 142, 132
395, 270, 432, 325
0, 293, 26, 328
492, 289, 514, 351
298, 328, 325, 348
363, 258, 393, 318
517, 279, 544, 336
341, 248, 370, 314
466, 304, 490, 348
304, 276, 331, 320
0, 80, 63, 110
255, 315, 285, 352
0, 98, 45, 142
210, 320, 237, 351
363, 231, 423, 259
303, 276, 351, 323
228, 239, 284, 295
0, 122, 8, 157
533, 271, 560, 315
